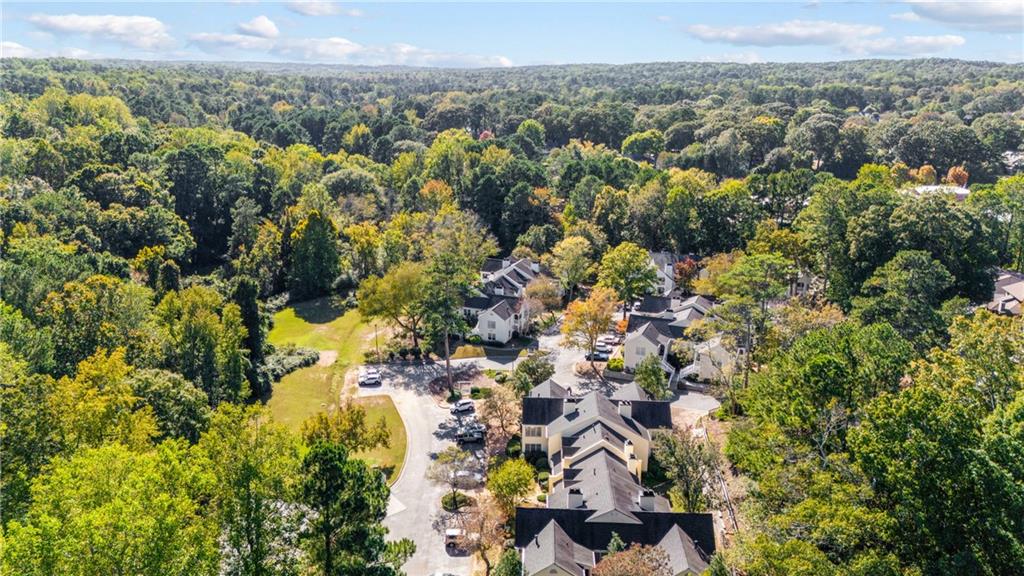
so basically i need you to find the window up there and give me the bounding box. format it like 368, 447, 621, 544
487, 333, 495, 341
524, 443, 543, 453
487, 321, 496, 329
525, 426, 543, 437
635, 346, 645, 356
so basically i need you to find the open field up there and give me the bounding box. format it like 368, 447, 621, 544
265, 298, 371, 429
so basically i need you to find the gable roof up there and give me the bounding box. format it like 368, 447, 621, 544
523, 397, 566, 426
626, 318, 680, 345
515, 508, 716, 561
627, 400, 674, 430
659, 524, 711, 575
611, 381, 652, 402
650, 251, 679, 269
530, 379, 571, 398
547, 392, 645, 439
522, 520, 594, 576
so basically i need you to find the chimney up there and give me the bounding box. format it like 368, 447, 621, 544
568, 488, 583, 509
624, 439, 634, 459
530, 261, 540, 273
617, 400, 632, 419
638, 489, 655, 511
563, 397, 579, 417
502, 258, 511, 268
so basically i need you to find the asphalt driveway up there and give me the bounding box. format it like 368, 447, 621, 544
355, 363, 475, 576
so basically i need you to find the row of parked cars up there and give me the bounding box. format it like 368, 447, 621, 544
450, 399, 487, 444
585, 333, 621, 361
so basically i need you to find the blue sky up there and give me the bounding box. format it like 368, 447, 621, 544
2, 2, 1022, 67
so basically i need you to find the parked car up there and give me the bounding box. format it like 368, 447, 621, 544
444, 528, 464, 549
453, 469, 485, 488
595, 342, 613, 353
599, 334, 621, 345
455, 426, 485, 444
450, 399, 475, 414
585, 350, 610, 361
357, 366, 382, 386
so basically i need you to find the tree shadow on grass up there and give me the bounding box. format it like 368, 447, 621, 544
291, 296, 347, 324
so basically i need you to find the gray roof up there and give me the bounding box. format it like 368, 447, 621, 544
547, 392, 644, 439
658, 524, 711, 575
550, 448, 670, 522
488, 298, 516, 320
611, 381, 653, 402
522, 520, 594, 576
650, 251, 679, 269
627, 315, 685, 341
530, 379, 570, 398
515, 508, 716, 562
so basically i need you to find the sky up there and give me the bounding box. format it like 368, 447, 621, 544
1, 1, 1022, 67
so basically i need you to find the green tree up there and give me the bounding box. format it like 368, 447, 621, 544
154, 286, 250, 406
299, 442, 413, 576
357, 261, 430, 349
487, 458, 534, 515
127, 368, 210, 443
622, 129, 665, 161
197, 405, 302, 576
37, 274, 154, 377
232, 276, 266, 396
2, 442, 219, 576
426, 445, 475, 507
597, 242, 658, 316
851, 250, 953, 348
423, 252, 474, 394
634, 354, 671, 400
289, 210, 340, 299
653, 426, 721, 512
508, 352, 555, 397
549, 236, 593, 300
492, 548, 523, 576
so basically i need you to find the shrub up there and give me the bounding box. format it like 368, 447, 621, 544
494, 372, 508, 384
537, 493, 547, 503
506, 440, 522, 458
441, 491, 474, 511
606, 357, 624, 371
261, 345, 319, 382
537, 471, 550, 484
447, 390, 462, 403
468, 335, 483, 345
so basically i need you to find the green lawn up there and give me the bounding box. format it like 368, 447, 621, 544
265, 298, 372, 430
264, 297, 406, 483
352, 395, 407, 484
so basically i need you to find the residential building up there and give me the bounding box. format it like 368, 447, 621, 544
517, 380, 713, 576
988, 269, 1024, 316
622, 295, 713, 379
462, 257, 540, 343
649, 251, 679, 296
679, 336, 734, 384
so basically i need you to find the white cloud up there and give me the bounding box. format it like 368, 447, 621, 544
237, 15, 279, 38
687, 20, 883, 46
272, 36, 512, 67
1, 41, 37, 58
803, 0, 820, 10
845, 34, 966, 56
1, 41, 100, 59
890, 11, 922, 22
190, 33, 275, 52
26, 13, 174, 50
285, 1, 361, 17
906, 1, 1022, 33
655, 15, 672, 23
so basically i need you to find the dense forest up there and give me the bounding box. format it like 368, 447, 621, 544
2, 57, 1024, 576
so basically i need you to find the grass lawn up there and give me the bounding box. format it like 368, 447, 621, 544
265, 297, 373, 430
352, 394, 407, 484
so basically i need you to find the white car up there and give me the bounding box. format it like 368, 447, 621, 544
595, 342, 613, 353
358, 366, 382, 386
450, 399, 475, 414
453, 469, 485, 488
